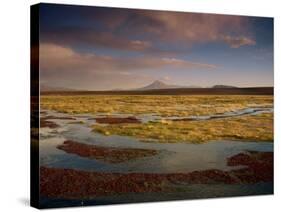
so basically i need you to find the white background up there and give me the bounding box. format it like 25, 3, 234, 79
0, 0, 280, 211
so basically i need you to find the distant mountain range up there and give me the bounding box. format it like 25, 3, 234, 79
41, 81, 273, 95
136, 80, 201, 90
41, 81, 238, 92
40, 85, 76, 92
135, 80, 238, 90
137, 80, 180, 90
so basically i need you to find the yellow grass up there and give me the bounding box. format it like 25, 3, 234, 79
92, 113, 273, 143
41, 95, 273, 143
41, 95, 273, 117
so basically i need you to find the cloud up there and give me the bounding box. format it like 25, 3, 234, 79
40, 43, 217, 74
41, 8, 256, 53
128, 11, 256, 48
222, 35, 256, 48
39, 43, 217, 89
161, 57, 217, 69
161, 76, 171, 82
42, 27, 154, 52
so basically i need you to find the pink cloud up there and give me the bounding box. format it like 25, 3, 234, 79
121, 11, 256, 48
222, 35, 256, 48
40, 43, 217, 75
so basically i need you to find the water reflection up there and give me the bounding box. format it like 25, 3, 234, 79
40, 110, 273, 173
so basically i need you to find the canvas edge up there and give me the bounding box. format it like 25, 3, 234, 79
30, 3, 40, 209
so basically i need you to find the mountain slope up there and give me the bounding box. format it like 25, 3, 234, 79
137, 80, 182, 90
212, 85, 237, 88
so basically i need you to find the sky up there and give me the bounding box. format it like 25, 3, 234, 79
39, 3, 274, 90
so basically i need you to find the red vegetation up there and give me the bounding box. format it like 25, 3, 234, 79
40, 151, 273, 199
227, 151, 273, 183
95, 116, 141, 124
40, 167, 162, 199
57, 140, 158, 163
40, 167, 237, 199
40, 118, 59, 128
40, 115, 76, 128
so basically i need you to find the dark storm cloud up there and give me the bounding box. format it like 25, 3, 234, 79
40, 4, 256, 54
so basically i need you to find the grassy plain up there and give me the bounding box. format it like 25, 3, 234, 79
41, 95, 272, 117
41, 95, 273, 143
93, 113, 273, 143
